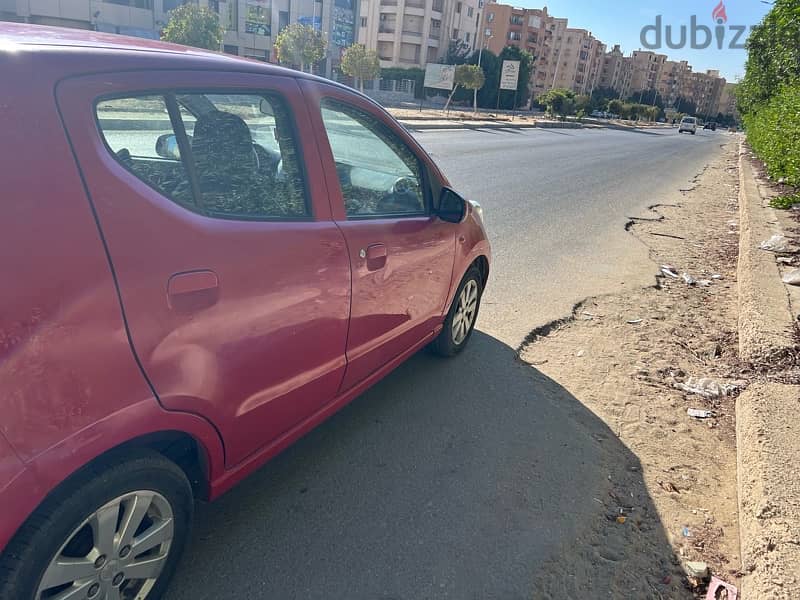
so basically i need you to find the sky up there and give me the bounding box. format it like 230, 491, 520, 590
507, 0, 773, 81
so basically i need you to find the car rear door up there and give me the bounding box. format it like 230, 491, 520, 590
300, 81, 456, 390
57, 71, 351, 467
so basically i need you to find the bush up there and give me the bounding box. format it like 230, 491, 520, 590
743, 84, 800, 187
769, 193, 800, 210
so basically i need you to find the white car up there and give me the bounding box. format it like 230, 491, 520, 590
678, 117, 698, 134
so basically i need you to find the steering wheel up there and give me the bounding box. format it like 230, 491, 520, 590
376, 176, 422, 214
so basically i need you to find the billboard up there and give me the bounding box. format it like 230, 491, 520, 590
499, 60, 520, 90
423, 64, 456, 90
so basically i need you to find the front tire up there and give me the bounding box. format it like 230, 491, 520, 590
431, 266, 483, 357
0, 451, 193, 600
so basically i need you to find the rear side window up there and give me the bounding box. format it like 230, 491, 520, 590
96, 92, 309, 220
97, 96, 194, 209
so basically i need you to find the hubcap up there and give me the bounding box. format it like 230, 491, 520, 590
36, 491, 174, 600
451, 279, 479, 345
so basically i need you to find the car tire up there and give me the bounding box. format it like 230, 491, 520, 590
691, 131, 696, 135
0, 450, 193, 600
430, 266, 483, 357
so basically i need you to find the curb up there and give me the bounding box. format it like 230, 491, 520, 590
737, 383, 800, 599
736, 143, 796, 363
398, 120, 569, 131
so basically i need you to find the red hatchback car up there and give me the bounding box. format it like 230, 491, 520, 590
0, 23, 489, 600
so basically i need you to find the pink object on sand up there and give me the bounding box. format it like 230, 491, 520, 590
705, 576, 738, 600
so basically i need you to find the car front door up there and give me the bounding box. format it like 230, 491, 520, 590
57, 71, 351, 467
300, 82, 456, 390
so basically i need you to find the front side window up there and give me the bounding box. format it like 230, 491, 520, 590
96, 92, 308, 220
320, 100, 425, 218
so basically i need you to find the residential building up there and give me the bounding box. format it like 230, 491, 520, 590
657, 59, 691, 107
716, 82, 738, 118
358, 0, 479, 68
598, 44, 624, 91
626, 50, 666, 98
0, 0, 360, 74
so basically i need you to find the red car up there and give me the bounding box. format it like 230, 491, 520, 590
0, 24, 490, 600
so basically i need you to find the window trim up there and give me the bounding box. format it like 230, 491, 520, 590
93, 88, 314, 223
319, 97, 432, 221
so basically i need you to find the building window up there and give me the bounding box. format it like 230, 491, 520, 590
467, 6, 473, 17
465, 31, 470, 43
360, 16, 367, 27
452, 28, 459, 39
508, 31, 520, 41
455, 1, 461, 13
162, 0, 184, 11
510, 15, 523, 25
486, 12, 494, 22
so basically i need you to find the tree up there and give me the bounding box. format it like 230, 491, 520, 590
274, 23, 327, 73
160, 4, 223, 51
607, 98, 624, 116
445, 39, 471, 65
539, 88, 576, 118
341, 44, 381, 92
443, 64, 485, 112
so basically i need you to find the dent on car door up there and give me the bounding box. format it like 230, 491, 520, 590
56, 72, 351, 467
300, 81, 456, 390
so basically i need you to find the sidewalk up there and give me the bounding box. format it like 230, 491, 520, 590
735, 142, 800, 599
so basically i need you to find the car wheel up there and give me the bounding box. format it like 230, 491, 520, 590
691, 131, 696, 135
0, 451, 192, 600
430, 266, 483, 357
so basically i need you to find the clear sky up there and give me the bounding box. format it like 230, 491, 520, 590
507, 0, 772, 81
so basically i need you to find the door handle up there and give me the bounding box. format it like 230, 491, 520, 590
362, 244, 388, 271
167, 270, 219, 311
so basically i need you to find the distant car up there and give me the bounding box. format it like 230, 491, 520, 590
703, 122, 717, 131
679, 117, 698, 134
590, 110, 608, 118
0, 22, 491, 600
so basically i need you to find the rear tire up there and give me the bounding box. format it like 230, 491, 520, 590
0, 451, 193, 600
430, 266, 483, 357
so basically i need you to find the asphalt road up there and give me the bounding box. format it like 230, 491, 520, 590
165, 126, 724, 599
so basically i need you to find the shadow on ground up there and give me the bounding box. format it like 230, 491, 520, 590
165, 331, 685, 600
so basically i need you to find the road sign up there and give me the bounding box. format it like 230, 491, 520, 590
423, 64, 456, 91
499, 60, 520, 90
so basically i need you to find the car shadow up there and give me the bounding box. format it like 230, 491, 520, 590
165, 330, 689, 599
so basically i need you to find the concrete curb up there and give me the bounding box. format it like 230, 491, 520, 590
737, 383, 800, 599
737, 143, 796, 363
398, 120, 573, 131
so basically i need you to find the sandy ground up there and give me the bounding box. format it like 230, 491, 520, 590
520, 140, 744, 598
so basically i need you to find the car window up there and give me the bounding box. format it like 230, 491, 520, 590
96, 92, 309, 220
320, 99, 425, 218
176, 93, 308, 219
96, 95, 194, 209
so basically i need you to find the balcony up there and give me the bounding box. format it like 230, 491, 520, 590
429, 28, 441, 40
402, 30, 422, 37
380, 0, 398, 5
405, 0, 425, 7
379, 25, 396, 33
432, 0, 443, 11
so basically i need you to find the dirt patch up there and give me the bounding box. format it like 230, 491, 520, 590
520, 141, 743, 597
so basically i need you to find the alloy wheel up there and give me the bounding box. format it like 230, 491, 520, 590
36, 491, 174, 600
451, 279, 479, 345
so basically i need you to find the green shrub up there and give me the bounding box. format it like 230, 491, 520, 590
744, 83, 800, 187
769, 192, 800, 210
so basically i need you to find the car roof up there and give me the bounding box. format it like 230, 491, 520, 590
0, 22, 341, 86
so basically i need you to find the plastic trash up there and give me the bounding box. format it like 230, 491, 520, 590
687, 408, 714, 419
782, 268, 800, 286
711, 274, 723, 280
682, 526, 692, 537
627, 319, 643, 324
759, 234, 794, 253
704, 577, 738, 600
697, 279, 712, 287
685, 561, 709, 579
661, 265, 680, 278
675, 376, 740, 398
682, 273, 696, 285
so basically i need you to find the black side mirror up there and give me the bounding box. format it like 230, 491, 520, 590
155, 133, 181, 160
438, 187, 467, 223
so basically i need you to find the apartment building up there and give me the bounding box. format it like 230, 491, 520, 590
626, 50, 666, 99
1, 0, 359, 72
716, 82, 738, 118
358, 0, 479, 68
598, 44, 624, 91
657, 59, 691, 107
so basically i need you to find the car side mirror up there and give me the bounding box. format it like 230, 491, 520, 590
155, 133, 181, 160
437, 187, 467, 223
